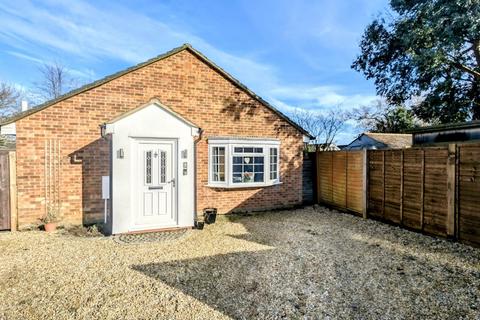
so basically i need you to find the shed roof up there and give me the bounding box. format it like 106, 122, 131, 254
0, 44, 313, 139
409, 120, 480, 134
363, 133, 412, 149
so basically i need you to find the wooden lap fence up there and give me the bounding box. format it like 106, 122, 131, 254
316, 144, 480, 247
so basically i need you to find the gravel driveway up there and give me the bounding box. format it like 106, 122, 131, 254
0, 206, 479, 319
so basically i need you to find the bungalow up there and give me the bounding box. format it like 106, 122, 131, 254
0, 44, 313, 234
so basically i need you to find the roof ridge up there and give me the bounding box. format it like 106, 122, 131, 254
0, 44, 190, 125
365, 132, 411, 135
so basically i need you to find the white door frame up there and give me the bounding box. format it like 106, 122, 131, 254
130, 137, 178, 231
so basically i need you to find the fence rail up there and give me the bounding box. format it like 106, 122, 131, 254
316, 143, 480, 247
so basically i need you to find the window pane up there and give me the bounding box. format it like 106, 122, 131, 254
232, 154, 266, 183
212, 147, 225, 182
234, 146, 263, 154
269, 147, 278, 180
233, 157, 242, 164
254, 173, 264, 182
232, 173, 242, 183
160, 151, 166, 183
145, 151, 152, 184
254, 156, 264, 164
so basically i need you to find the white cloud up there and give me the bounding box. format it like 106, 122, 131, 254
0, 0, 278, 89
5, 51, 44, 64
268, 85, 377, 112
5, 50, 96, 81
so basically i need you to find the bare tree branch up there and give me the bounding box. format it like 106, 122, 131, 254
35, 61, 74, 101
290, 107, 348, 151
0, 82, 20, 116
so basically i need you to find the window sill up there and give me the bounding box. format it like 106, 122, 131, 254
206, 181, 283, 189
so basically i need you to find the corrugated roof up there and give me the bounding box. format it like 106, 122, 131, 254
0, 44, 313, 138
364, 133, 412, 149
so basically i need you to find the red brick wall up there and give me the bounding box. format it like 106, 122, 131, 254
15, 49, 304, 228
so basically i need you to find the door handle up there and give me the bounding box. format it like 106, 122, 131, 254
169, 178, 175, 187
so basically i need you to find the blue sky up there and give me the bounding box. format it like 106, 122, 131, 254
0, 0, 388, 143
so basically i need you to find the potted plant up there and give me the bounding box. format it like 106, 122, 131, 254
40, 205, 60, 232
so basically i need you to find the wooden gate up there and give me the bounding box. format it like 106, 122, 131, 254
0, 151, 11, 230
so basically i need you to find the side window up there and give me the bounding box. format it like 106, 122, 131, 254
269, 148, 278, 180
212, 146, 226, 182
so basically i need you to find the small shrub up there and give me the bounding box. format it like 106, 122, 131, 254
40, 204, 60, 224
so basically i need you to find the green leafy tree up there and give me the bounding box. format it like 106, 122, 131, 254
352, 0, 480, 123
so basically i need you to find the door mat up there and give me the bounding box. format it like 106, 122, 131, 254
113, 229, 191, 244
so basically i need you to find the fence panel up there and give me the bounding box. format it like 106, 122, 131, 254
367, 151, 384, 219
332, 152, 347, 208
423, 147, 449, 236
346, 152, 364, 213
302, 152, 317, 204
317, 152, 333, 204
317, 150, 364, 215
367, 147, 450, 238
384, 150, 402, 224
315, 143, 480, 247
402, 149, 424, 230
0, 151, 11, 230
458, 144, 480, 246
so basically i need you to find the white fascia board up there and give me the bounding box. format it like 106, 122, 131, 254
0, 123, 16, 135
191, 127, 201, 137
303, 135, 313, 143
105, 123, 115, 134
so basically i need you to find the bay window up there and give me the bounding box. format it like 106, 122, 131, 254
208, 138, 280, 188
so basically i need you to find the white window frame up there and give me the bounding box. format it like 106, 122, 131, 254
208, 138, 281, 188
211, 146, 226, 183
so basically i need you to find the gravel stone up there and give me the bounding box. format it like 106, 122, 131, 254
0, 206, 479, 319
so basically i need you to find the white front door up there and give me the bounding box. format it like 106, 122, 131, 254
134, 139, 176, 228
